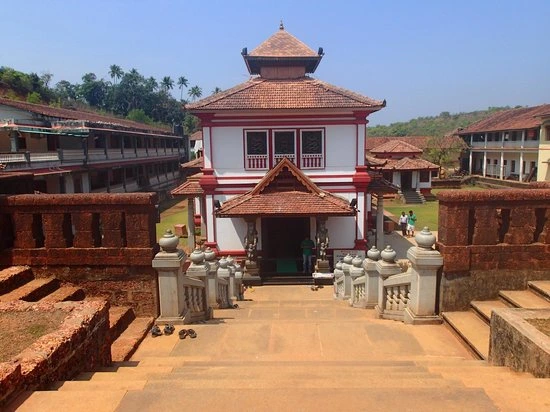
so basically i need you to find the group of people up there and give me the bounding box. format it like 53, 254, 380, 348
399, 210, 417, 238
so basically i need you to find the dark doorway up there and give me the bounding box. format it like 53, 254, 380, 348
261, 217, 310, 274
401, 172, 412, 190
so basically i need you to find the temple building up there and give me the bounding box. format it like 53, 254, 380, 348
174, 24, 391, 279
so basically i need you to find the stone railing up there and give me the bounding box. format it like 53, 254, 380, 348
437, 188, 550, 311
351, 246, 382, 308
0, 193, 159, 316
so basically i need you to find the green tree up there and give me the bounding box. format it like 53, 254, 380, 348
161, 76, 174, 92
424, 136, 466, 177
26, 92, 41, 104
188, 85, 202, 101
177, 76, 188, 100
127, 108, 153, 124
212, 86, 222, 95
109, 64, 124, 85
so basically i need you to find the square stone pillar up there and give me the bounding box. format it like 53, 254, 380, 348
403, 228, 443, 325
362, 253, 380, 308
152, 231, 188, 324
374, 246, 402, 318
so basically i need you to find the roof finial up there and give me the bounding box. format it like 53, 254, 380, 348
279, 20, 284, 30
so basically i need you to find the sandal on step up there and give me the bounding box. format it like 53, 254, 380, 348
178, 329, 188, 339
151, 325, 162, 337
164, 324, 175, 335
187, 329, 197, 339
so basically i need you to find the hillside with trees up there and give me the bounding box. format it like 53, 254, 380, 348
367, 107, 515, 137
0, 65, 204, 134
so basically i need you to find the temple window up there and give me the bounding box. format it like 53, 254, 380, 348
273, 130, 296, 165
300, 129, 324, 169
245, 130, 269, 170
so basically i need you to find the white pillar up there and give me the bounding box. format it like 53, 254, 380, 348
81, 172, 90, 193
187, 198, 196, 249
499, 152, 504, 180
376, 196, 384, 251
64, 174, 75, 194
152, 232, 188, 324
356, 192, 365, 241
482, 152, 487, 177
469, 151, 473, 175
205, 195, 215, 243
202, 127, 212, 168
519, 152, 524, 182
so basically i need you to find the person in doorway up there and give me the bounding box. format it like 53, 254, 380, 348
399, 211, 408, 236
407, 210, 417, 237
301, 235, 315, 274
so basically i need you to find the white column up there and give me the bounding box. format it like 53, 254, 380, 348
468, 151, 473, 174
205, 194, 215, 243
519, 152, 524, 182
202, 127, 212, 168
357, 123, 366, 166
81, 172, 90, 193
483, 152, 487, 177
356, 192, 365, 241
376, 196, 384, 251
64, 174, 75, 194
187, 198, 196, 249
499, 151, 504, 180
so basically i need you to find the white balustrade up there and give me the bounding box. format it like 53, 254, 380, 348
246, 154, 268, 170
301, 154, 324, 169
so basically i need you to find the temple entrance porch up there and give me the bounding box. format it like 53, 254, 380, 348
260, 216, 312, 282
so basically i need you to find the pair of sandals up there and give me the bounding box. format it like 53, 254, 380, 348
151, 324, 176, 337
179, 329, 197, 339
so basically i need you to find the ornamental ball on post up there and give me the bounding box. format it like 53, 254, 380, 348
415, 227, 436, 249
380, 245, 397, 263
158, 230, 180, 253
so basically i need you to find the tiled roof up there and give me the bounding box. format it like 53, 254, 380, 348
0, 97, 172, 134
381, 157, 439, 171
370, 140, 423, 155
181, 157, 204, 169
190, 130, 203, 141
368, 172, 400, 194
171, 173, 204, 197
459, 104, 550, 133
365, 155, 387, 168
366, 135, 467, 151
187, 77, 384, 111
216, 158, 355, 217
249, 27, 318, 58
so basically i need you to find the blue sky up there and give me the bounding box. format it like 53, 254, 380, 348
3, 0, 549, 125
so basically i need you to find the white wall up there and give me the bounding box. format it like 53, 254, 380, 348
326, 216, 356, 249
215, 216, 248, 251
210, 124, 358, 177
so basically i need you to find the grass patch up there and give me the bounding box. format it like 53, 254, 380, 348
0, 310, 67, 362
384, 201, 440, 232
155, 199, 192, 249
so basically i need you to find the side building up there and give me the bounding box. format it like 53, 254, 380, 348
0, 97, 187, 198
458, 104, 550, 182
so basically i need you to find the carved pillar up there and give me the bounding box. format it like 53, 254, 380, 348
186, 247, 213, 319
244, 218, 259, 278
374, 246, 402, 318
341, 253, 353, 299
315, 218, 330, 273
362, 246, 381, 308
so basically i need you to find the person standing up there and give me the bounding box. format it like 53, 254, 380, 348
301, 235, 315, 274
407, 210, 417, 237
399, 211, 408, 236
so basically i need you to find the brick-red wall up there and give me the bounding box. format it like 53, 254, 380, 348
437, 188, 550, 311
0, 193, 160, 316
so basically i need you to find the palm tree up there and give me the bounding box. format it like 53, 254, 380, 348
161, 76, 174, 92
188, 85, 203, 101
177, 76, 188, 101
109, 64, 123, 85
212, 87, 222, 95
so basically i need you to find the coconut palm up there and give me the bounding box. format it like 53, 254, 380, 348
177, 76, 188, 101
161, 76, 174, 92
109, 64, 123, 85
188, 85, 203, 101
212, 87, 222, 95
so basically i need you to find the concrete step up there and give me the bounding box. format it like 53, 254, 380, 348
0, 266, 33, 295
470, 300, 509, 323
0, 277, 60, 302
75, 366, 175, 381
499, 289, 550, 309
108, 306, 136, 341
110, 317, 154, 362
6, 390, 128, 412
39, 285, 85, 303
442, 311, 490, 359
528, 280, 550, 301
115, 387, 498, 411
56, 376, 463, 391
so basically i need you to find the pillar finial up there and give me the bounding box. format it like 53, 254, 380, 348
279, 20, 284, 30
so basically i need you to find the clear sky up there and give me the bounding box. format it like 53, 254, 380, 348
3, 0, 549, 126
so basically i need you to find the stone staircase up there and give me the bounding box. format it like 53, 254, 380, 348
442, 281, 550, 359
7, 286, 550, 411
401, 190, 425, 204
0, 266, 153, 362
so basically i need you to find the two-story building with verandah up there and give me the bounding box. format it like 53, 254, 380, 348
176, 24, 389, 276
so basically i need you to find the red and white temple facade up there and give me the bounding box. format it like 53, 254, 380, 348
175, 24, 387, 273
